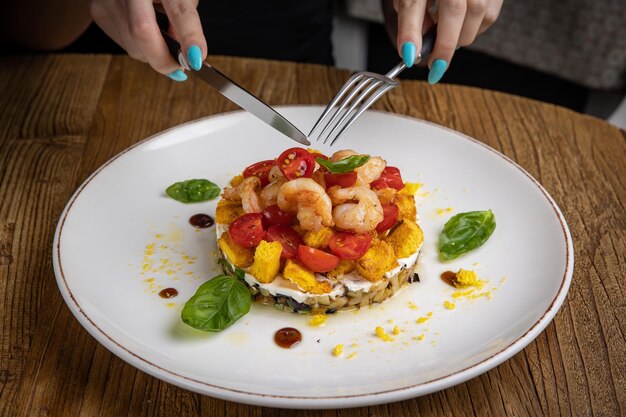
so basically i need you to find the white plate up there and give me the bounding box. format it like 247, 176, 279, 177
53, 106, 573, 409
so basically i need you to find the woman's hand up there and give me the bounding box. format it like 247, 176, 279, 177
90, 0, 207, 81
394, 0, 503, 84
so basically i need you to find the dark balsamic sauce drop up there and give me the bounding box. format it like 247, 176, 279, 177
274, 327, 302, 349
189, 213, 214, 228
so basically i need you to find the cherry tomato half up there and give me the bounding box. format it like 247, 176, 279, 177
262, 204, 295, 227
243, 160, 275, 187
266, 225, 304, 259
375, 204, 399, 233
229, 213, 266, 248
328, 232, 373, 260
324, 171, 357, 188
371, 166, 404, 190
297, 245, 340, 272
277, 148, 315, 180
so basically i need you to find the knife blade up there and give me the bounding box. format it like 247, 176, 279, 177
155, 11, 309, 145
191, 62, 310, 145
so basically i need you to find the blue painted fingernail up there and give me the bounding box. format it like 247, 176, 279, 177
428, 59, 447, 84
187, 45, 202, 70
401, 42, 416, 68
167, 69, 187, 82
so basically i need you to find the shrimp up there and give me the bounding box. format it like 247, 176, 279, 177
268, 165, 284, 182
277, 178, 334, 231
260, 177, 287, 207
222, 176, 262, 213
328, 186, 383, 233
330, 149, 386, 186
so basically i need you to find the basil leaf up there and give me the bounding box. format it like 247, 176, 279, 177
166, 179, 220, 203
316, 155, 370, 173
439, 210, 496, 261
181, 275, 251, 332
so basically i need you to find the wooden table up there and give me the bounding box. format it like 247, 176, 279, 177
0, 55, 624, 417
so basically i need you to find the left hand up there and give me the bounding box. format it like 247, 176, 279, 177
393, 0, 503, 84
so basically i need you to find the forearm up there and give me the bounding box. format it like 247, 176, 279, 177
0, 0, 92, 50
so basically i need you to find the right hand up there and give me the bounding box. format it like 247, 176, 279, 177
90, 0, 207, 81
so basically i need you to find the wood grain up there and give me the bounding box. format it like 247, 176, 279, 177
0, 55, 624, 417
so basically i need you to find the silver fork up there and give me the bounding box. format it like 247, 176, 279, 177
309, 29, 436, 146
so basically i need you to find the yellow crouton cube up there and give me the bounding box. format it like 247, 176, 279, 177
385, 220, 424, 258
215, 199, 246, 224
327, 259, 356, 279
249, 241, 282, 283
303, 227, 334, 248
283, 259, 332, 294
395, 194, 417, 222
218, 231, 254, 268
230, 174, 245, 187
355, 239, 398, 281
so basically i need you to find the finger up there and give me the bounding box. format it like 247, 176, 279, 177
127, 0, 185, 79
479, 0, 503, 34
458, 0, 487, 46
90, 0, 144, 61
162, 0, 207, 71
427, 0, 467, 84
396, 0, 428, 68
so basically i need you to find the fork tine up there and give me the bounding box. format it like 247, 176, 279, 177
317, 77, 378, 142
329, 83, 396, 146
320, 79, 384, 144
308, 73, 366, 137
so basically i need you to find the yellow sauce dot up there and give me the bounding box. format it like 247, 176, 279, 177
309, 314, 327, 327
444, 300, 456, 310
333, 344, 344, 357
393, 326, 400, 335
346, 352, 358, 360
417, 333, 425, 341
375, 326, 394, 342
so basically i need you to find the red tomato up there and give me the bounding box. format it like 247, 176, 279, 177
229, 213, 266, 248
243, 160, 275, 187
262, 204, 294, 227
297, 245, 340, 272
328, 232, 373, 260
375, 204, 399, 232
324, 171, 357, 188
266, 225, 304, 259
371, 166, 404, 190
277, 148, 315, 180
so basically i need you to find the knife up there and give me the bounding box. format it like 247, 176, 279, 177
155, 12, 310, 146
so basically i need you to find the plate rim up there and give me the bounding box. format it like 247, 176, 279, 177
52, 106, 574, 408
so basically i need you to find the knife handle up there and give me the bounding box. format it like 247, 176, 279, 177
420, 28, 437, 61
154, 6, 189, 70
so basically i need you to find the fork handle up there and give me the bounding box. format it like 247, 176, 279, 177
386, 28, 437, 79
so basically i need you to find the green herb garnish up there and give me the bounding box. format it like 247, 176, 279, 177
316, 155, 370, 173
439, 210, 496, 261
181, 274, 252, 332
166, 179, 220, 203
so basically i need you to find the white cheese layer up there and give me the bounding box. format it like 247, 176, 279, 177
215, 208, 421, 300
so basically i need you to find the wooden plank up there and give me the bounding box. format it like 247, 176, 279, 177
0, 54, 109, 417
